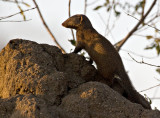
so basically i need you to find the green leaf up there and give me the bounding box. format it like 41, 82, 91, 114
155, 38, 160, 43
94, 6, 103, 10
104, 0, 110, 6
107, 6, 111, 11
144, 43, 156, 50
106, 0, 110, 4
114, 11, 121, 17
135, 5, 139, 11
68, 39, 76, 46
113, 5, 121, 17
155, 29, 159, 32
146, 35, 153, 39
23, 2, 31, 7
140, 1, 145, 8
156, 68, 160, 74
135, 1, 142, 11
156, 44, 160, 55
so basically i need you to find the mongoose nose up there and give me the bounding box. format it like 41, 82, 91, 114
62, 21, 66, 27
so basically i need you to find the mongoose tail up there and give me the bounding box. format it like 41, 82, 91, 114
117, 69, 151, 109
62, 14, 151, 109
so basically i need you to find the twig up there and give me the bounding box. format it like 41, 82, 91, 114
128, 53, 160, 67
104, 7, 112, 36
68, 0, 71, 18
155, 77, 160, 81
141, 0, 146, 17
84, 0, 87, 15
32, 0, 66, 53
152, 85, 159, 102
0, 7, 36, 20
150, 98, 160, 100
0, 0, 29, 6
121, 49, 157, 59
139, 83, 160, 92
97, 13, 106, 26
138, 13, 159, 31
116, 0, 157, 51
105, 1, 119, 37
0, 19, 31, 22
14, 0, 26, 20
97, 12, 116, 40
68, 0, 75, 41
87, 0, 99, 6
125, 12, 160, 32
109, 31, 116, 43
105, 18, 117, 38
134, 33, 160, 42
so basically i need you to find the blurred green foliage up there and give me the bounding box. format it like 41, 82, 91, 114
93, 0, 146, 17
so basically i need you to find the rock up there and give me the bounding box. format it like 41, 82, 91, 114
0, 39, 159, 118
59, 82, 160, 118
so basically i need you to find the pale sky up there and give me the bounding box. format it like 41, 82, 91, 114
0, 0, 160, 109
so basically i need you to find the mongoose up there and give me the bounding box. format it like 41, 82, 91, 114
62, 14, 151, 109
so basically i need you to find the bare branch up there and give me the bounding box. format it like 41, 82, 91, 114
116, 0, 157, 51
32, 0, 66, 53
68, 0, 75, 41
0, 19, 31, 22
104, 8, 112, 36
68, 0, 71, 17
84, 0, 87, 15
0, 0, 30, 6
0, 7, 36, 20
139, 83, 160, 92
128, 53, 160, 67
134, 34, 160, 41
138, 13, 160, 32
152, 83, 159, 102
105, 16, 118, 38
97, 13, 106, 26
121, 49, 157, 59
97, 11, 116, 42
125, 12, 160, 32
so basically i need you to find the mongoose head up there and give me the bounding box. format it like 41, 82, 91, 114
62, 14, 92, 30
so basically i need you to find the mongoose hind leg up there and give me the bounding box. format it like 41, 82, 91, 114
111, 77, 125, 95
94, 71, 114, 87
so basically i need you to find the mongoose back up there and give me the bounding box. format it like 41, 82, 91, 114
62, 14, 151, 109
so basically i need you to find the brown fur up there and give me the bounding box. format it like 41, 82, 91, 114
62, 14, 151, 109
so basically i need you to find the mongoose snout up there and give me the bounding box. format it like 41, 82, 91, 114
62, 15, 82, 29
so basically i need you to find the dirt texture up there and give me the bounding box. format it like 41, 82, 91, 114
0, 39, 159, 118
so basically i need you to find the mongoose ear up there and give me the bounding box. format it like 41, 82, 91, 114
80, 16, 83, 25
